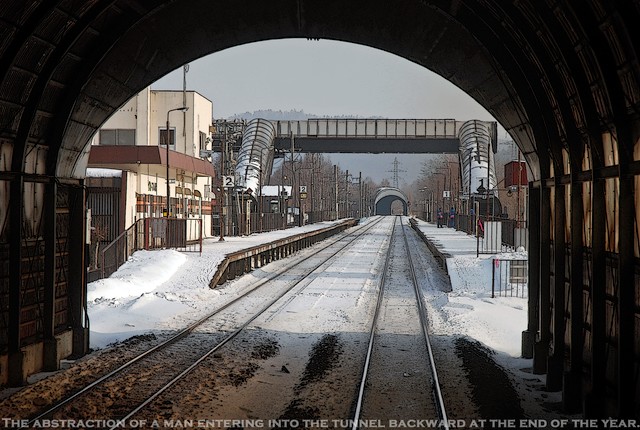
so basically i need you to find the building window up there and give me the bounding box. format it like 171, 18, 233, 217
199, 131, 207, 153
159, 127, 176, 149
99, 129, 135, 145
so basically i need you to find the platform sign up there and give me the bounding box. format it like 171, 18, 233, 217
299, 185, 307, 193
443, 190, 450, 198
222, 175, 235, 188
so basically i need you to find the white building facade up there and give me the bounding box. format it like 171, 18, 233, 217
87, 87, 217, 239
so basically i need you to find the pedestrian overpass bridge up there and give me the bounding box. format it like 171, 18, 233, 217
271, 118, 496, 154
234, 118, 498, 199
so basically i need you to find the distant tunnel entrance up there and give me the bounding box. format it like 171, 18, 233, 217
374, 188, 408, 216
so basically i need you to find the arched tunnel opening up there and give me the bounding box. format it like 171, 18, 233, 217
1, 0, 639, 418
374, 188, 409, 216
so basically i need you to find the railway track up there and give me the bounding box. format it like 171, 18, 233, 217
26, 217, 386, 427
351, 216, 449, 429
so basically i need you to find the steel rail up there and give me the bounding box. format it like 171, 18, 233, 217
351, 216, 450, 430
351, 217, 397, 429
28, 217, 384, 426
400, 218, 449, 430
109, 216, 388, 428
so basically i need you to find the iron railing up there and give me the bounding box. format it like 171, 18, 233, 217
248, 212, 286, 234
491, 258, 528, 298
100, 217, 202, 279
101, 219, 144, 279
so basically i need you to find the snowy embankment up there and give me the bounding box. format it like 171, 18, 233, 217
86, 221, 346, 349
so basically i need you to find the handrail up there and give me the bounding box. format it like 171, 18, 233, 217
100, 219, 144, 279
98, 217, 202, 280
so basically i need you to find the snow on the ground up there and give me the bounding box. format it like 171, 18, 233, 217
88, 216, 540, 390
411, 218, 561, 416
413, 219, 528, 357
87, 221, 348, 349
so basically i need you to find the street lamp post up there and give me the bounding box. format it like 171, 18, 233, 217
165, 106, 189, 217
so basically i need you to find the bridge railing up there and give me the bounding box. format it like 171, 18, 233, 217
274, 119, 461, 139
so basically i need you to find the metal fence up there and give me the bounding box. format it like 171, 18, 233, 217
100, 217, 202, 279
456, 214, 475, 235
142, 217, 202, 252
500, 219, 528, 250
101, 219, 144, 279
249, 212, 287, 234
475, 218, 528, 256
491, 258, 528, 298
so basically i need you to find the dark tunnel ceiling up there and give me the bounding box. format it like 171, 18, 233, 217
1, 0, 638, 181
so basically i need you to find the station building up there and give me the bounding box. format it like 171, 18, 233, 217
86, 87, 217, 249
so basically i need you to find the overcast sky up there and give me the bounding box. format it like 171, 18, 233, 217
152, 39, 501, 184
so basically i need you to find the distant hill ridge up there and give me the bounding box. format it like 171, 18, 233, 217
228, 109, 383, 121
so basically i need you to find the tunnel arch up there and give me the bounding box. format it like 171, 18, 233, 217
2, 0, 550, 180
374, 187, 408, 216
2, 1, 640, 416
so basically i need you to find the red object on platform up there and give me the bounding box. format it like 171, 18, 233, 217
504, 161, 528, 187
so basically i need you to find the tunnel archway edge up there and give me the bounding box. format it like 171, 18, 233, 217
1, 1, 639, 416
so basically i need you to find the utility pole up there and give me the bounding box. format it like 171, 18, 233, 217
345, 170, 350, 218
334, 165, 338, 220
280, 159, 285, 229
258, 152, 263, 232
182, 64, 188, 137
310, 154, 315, 223
290, 132, 297, 226
358, 172, 362, 219
219, 137, 225, 241
363, 182, 368, 217
319, 164, 324, 221
486, 138, 491, 218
